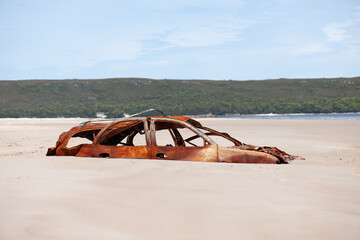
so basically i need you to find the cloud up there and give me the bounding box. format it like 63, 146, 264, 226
356, 5, 360, 16
85, 38, 143, 62
0, 34, 144, 70
323, 5, 360, 42
163, 19, 254, 47
294, 44, 331, 55
323, 21, 353, 42
135, 0, 244, 10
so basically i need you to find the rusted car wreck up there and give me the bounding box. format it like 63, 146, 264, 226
47, 110, 303, 164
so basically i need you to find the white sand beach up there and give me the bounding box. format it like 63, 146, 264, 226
0, 118, 359, 240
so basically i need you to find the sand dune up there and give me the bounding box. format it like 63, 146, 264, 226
0, 118, 359, 240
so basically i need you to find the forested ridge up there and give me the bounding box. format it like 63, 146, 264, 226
0, 77, 359, 117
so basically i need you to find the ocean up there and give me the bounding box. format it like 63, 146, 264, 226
218, 113, 360, 120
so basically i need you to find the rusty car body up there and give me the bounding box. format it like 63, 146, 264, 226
47, 111, 303, 164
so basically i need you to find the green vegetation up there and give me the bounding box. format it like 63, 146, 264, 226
0, 77, 359, 117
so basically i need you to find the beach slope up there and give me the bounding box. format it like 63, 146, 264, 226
0, 118, 359, 240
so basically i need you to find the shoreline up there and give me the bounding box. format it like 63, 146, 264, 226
191, 112, 360, 119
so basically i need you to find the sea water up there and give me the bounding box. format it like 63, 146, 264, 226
219, 113, 360, 120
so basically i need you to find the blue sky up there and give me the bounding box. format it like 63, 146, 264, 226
0, 0, 359, 80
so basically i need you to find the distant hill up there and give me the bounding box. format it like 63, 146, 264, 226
0, 77, 359, 117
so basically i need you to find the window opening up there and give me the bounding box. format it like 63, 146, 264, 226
67, 130, 98, 148
99, 121, 146, 146
154, 121, 207, 147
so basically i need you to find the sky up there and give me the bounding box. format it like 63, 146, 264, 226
0, 0, 359, 80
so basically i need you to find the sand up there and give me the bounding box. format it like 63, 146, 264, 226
0, 118, 359, 240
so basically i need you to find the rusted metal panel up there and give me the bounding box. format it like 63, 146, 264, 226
92, 145, 151, 159
151, 145, 218, 162
47, 114, 304, 164
218, 146, 280, 164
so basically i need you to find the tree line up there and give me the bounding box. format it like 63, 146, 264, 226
0, 96, 359, 118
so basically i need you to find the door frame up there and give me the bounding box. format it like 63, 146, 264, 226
148, 117, 218, 161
